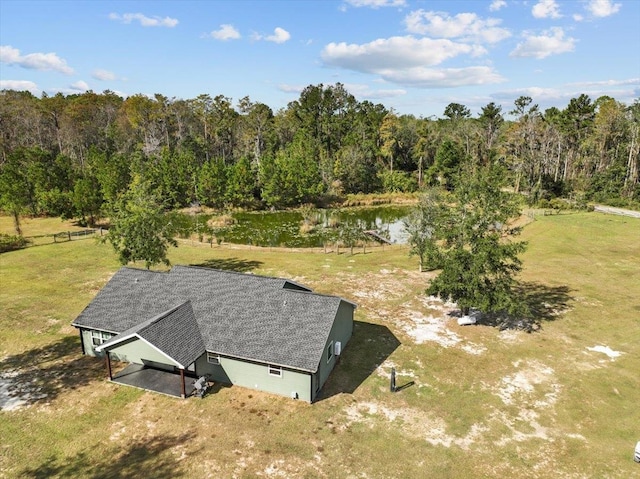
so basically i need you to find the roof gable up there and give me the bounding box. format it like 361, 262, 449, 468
96, 301, 205, 368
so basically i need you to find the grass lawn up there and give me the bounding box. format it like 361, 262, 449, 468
1, 211, 639, 478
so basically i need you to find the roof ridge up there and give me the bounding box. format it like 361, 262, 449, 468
138, 300, 193, 334
278, 287, 358, 308
171, 264, 292, 283
120, 266, 167, 274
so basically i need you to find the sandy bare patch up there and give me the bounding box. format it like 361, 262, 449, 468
337, 269, 425, 304
397, 302, 487, 354
496, 360, 558, 407
109, 422, 127, 441
492, 408, 552, 446
0, 370, 47, 411
339, 401, 487, 450
403, 311, 462, 347
256, 456, 324, 478
498, 329, 522, 343
375, 359, 417, 380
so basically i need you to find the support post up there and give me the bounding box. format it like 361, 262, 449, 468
79, 329, 85, 355
105, 351, 112, 380
390, 367, 396, 392
180, 368, 186, 398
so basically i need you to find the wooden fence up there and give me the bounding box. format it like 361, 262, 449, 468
25, 228, 103, 247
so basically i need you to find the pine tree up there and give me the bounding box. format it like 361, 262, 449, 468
104, 178, 177, 269
427, 162, 527, 317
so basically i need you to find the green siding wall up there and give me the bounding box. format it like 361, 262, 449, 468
314, 301, 355, 400
105, 337, 180, 368
195, 354, 312, 402
81, 329, 109, 358
80, 329, 179, 368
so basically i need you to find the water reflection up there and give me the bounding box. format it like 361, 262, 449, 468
172, 206, 411, 248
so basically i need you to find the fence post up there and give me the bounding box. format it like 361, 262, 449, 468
68, 231, 71, 241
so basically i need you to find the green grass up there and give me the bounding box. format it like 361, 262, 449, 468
1, 212, 639, 478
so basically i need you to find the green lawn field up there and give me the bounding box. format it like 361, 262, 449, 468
1, 211, 638, 478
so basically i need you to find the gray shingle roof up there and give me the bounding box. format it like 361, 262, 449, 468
73, 266, 355, 372
96, 301, 205, 368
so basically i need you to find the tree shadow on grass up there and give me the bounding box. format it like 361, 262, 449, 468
190, 257, 263, 273
20, 432, 197, 479
0, 336, 104, 409
475, 281, 573, 332
316, 320, 400, 402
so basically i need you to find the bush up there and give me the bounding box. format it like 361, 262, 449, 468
0, 234, 31, 253
378, 170, 418, 193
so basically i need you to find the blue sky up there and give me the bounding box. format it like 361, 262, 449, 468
1, 0, 638, 118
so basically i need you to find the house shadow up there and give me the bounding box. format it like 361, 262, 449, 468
315, 320, 400, 402
190, 257, 263, 273
20, 432, 197, 479
0, 336, 104, 409
454, 281, 573, 332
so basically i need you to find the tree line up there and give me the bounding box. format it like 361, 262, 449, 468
1, 84, 638, 233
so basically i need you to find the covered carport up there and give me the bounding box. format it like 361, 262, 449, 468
111, 363, 197, 398
95, 301, 205, 398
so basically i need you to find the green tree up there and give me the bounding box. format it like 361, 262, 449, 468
72, 175, 103, 226
226, 156, 256, 207
104, 179, 177, 269
427, 162, 527, 318
0, 150, 35, 235
197, 157, 228, 208
259, 133, 324, 207
404, 189, 444, 272
427, 140, 466, 189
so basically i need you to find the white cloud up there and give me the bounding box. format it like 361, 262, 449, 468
532, 0, 562, 19
278, 84, 305, 94
209, 24, 241, 41
573, 13, 584, 22
109, 12, 178, 28
489, 0, 507, 12
322, 36, 486, 72
576, 78, 639, 87
70, 80, 90, 92
265, 27, 291, 44
0, 79, 39, 93
585, 0, 621, 17
254, 27, 291, 44
404, 10, 511, 44
92, 69, 116, 81
510, 27, 576, 59
344, 0, 406, 8
343, 83, 407, 99
322, 36, 503, 88
494, 78, 639, 111
0, 45, 74, 74
379, 66, 505, 88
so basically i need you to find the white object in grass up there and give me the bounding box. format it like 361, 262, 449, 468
458, 315, 477, 326
586, 345, 622, 359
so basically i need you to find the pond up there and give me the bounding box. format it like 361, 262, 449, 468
170, 205, 412, 248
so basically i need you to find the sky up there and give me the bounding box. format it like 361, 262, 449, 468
1, 0, 639, 118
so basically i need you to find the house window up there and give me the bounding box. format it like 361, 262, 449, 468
207, 352, 220, 365
327, 341, 334, 363
268, 365, 282, 377
91, 330, 112, 347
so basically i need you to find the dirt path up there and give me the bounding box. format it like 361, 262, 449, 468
593, 205, 640, 218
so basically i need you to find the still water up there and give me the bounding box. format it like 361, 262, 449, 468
172, 205, 411, 248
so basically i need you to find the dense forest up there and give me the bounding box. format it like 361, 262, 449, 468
1, 83, 638, 229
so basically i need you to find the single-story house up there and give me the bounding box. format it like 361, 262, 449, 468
71, 265, 356, 402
